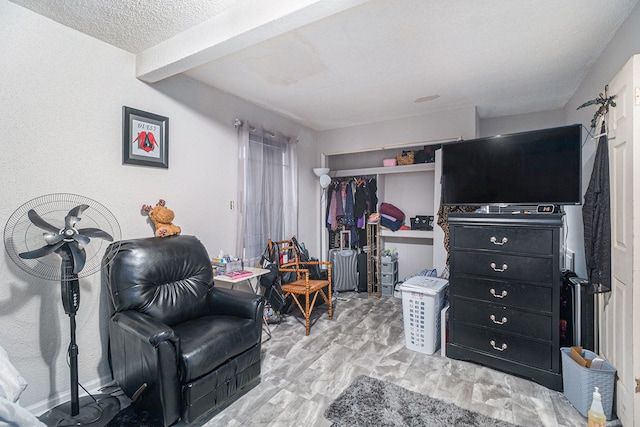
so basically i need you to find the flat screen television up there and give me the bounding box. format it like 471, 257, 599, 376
441, 124, 582, 206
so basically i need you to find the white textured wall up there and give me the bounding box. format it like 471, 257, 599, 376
479, 109, 565, 138
318, 107, 477, 154
0, 0, 317, 412
482, 1, 640, 278
562, 1, 640, 278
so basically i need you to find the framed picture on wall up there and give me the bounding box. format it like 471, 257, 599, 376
122, 106, 169, 168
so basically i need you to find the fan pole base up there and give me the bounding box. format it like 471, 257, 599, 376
38, 394, 120, 427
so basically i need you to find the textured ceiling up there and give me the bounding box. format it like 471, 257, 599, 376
8, 0, 246, 53
9, 0, 639, 130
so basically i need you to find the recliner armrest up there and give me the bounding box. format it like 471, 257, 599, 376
109, 310, 182, 426
112, 310, 178, 347
207, 287, 264, 320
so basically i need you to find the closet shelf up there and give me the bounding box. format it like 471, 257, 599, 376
379, 229, 434, 239
332, 162, 435, 178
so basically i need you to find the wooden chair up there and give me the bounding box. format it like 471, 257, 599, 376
270, 239, 333, 335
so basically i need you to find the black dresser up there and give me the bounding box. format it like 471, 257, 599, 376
446, 213, 563, 391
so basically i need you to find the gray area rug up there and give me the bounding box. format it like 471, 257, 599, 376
324, 375, 517, 427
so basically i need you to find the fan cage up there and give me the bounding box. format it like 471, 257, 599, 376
4, 193, 122, 281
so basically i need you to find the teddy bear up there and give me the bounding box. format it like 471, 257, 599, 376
141, 199, 181, 237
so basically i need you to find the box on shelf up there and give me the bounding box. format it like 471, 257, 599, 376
383, 158, 397, 167
560, 347, 616, 420
399, 276, 449, 355
396, 151, 414, 165
212, 259, 243, 273
410, 215, 434, 231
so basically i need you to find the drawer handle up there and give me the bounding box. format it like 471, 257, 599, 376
490, 262, 508, 272
490, 288, 508, 298
490, 236, 508, 246
490, 340, 508, 351
490, 314, 508, 325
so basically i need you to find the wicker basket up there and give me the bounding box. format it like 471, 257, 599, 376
396, 151, 414, 165
560, 347, 616, 420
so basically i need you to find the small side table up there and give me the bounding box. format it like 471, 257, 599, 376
213, 267, 272, 339
212, 267, 270, 294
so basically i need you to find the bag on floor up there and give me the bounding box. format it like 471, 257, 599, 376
263, 302, 282, 324
259, 263, 288, 313
259, 243, 293, 314
357, 252, 368, 293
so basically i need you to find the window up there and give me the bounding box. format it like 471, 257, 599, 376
236, 122, 298, 267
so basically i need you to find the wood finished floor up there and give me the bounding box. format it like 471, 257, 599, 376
187, 291, 593, 427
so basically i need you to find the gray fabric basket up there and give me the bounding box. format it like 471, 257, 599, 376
560, 347, 616, 420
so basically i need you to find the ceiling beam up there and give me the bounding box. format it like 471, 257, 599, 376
136, 0, 369, 83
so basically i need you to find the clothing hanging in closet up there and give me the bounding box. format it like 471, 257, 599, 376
326, 177, 377, 249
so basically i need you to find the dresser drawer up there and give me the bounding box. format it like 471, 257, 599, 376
451, 276, 553, 312
453, 299, 552, 340
453, 251, 553, 283
453, 323, 553, 370
453, 225, 553, 255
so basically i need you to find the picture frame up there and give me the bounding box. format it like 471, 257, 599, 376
122, 106, 169, 168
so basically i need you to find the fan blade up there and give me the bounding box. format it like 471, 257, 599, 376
67, 241, 86, 273
43, 232, 65, 245
73, 233, 91, 247
77, 228, 114, 241
65, 215, 81, 230
27, 209, 60, 233
19, 241, 64, 259
68, 204, 89, 217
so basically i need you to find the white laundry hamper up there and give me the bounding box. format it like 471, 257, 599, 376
399, 276, 448, 355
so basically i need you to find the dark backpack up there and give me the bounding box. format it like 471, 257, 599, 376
259, 243, 292, 314
292, 237, 327, 280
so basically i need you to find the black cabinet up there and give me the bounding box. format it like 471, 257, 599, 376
446, 213, 563, 391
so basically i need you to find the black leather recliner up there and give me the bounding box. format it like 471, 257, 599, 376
103, 235, 264, 426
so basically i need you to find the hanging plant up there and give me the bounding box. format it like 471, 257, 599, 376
577, 86, 616, 128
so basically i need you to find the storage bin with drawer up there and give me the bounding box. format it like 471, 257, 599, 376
381, 259, 398, 287
446, 213, 563, 391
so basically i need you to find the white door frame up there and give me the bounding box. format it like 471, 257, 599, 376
602, 54, 639, 426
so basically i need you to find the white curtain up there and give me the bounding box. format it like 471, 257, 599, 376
236, 121, 298, 267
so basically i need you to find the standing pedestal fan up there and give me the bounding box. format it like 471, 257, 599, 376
4, 194, 122, 426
